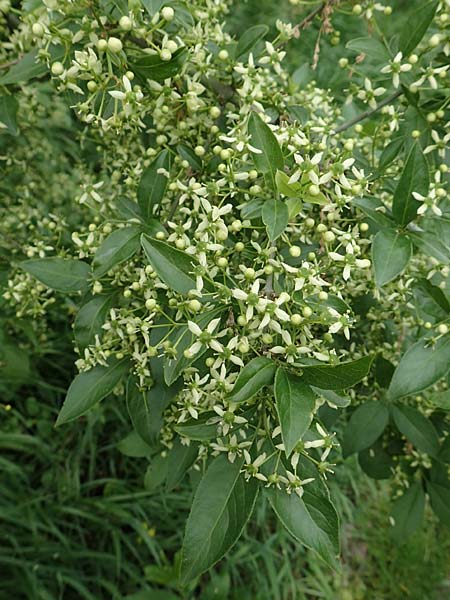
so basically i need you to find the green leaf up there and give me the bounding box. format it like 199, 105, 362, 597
342, 401, 389, 457
388, 335, 450, 398
311, 388, 350, 408
358, 439, 394, 480
0, 50, 46, 85
117, 430, 152, 457
180, 455, 258, 584
353, 197, 395, 231
378, 137, 404, 171
429, 390, 450, 410
301, 356, 373, 391
390, 482, 425, 542
74, 295, 113, 348
132, 47, 187, 82
275, 170, 302, 197
55, 359, 129, 426
393, 405, 440, 457
177, 144, 202, 171
126, 378, 156, 446
174, 413, 219, 441
21, 257, 91, 293
145, 378, 182, 441
93, 226, 140, 278
144, 454, 169, 492
262, 197, 289, 241
392, 144, 429, 226
274, 368, 316, 456
141, 234, 197, 295
0, 95, 19, 136
413, 278, 450, 314
399, 0, 439, 55
0, 46, 64, 86
409, 229, 450, 264
372, 229, 412, 286
248, 112, 284, 189
228, 357, 276, 403
235, 25, 268, 59
137, 150, 171, 221
266, 487, 339, 569
427, 482, 450, 527
374, 355, 395, 389
345, 37, 390, 62
166, 439, 199, 491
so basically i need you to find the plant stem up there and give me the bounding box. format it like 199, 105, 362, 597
334, 89, 402, 134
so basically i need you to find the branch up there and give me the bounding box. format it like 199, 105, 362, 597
333, 89, 402, 134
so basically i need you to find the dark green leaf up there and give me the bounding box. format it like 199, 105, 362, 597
132, 47, 187, 82
0, 95, 19, 136
358, 439, 393, 480
262, 198, 289, 241
390, 482, 425, 541
166, 439, 199, 491
0, 50, 46, 85
115, 197, 143, 222
93, 226, 140, 278
141, 234, 197, 295
228, 357, 276, 403
378, 137, 404, 171
274, 368, 315, 456
342, 401, 389, 457
392, 144, 429, 226
399, 0, 439, 55
372, 229, 412, 286
127, 377, 155, 446
180, 455, 258, 584
56, 359, 129, 425
21, 257, 91, 293
248, 112, 284, 189
393, 405, 440, 457
388, 335, 450, 398
235, 25, 268, 59
427, 482, 450, 527
177, 144, 202, 171
174, 413, 219, 441
267, 487, 339, 569
137, 150, 171, 221
301, 356, 373, 390
374, 355, 395, 388
74, 295, 113, 349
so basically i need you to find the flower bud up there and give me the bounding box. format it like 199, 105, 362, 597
107, 37, 123, 53
161, 6, 175, 21
119, 16, 132, 31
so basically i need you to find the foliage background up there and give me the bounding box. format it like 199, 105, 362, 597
1, 0, 449, 598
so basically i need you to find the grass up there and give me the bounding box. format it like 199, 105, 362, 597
3, 381, 449, 599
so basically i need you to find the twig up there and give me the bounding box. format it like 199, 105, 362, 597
293, 0, 340, 37
0, 58, 19, 70
333, 89, 402, 134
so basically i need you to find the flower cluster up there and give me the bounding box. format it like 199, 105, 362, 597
2, 0, 449, 534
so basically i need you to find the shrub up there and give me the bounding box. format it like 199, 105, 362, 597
1, 0, 449, 588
